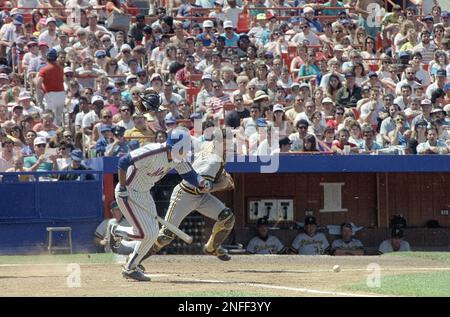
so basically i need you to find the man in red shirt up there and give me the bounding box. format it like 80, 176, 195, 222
35, 49, 65, 126
175, 55, 202, 89
331, 128, 359, 155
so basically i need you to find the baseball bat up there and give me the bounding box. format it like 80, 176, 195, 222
127, 197, 193, 244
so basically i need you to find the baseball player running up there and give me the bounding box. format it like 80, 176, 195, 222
141, 128, 236, 262
110, 126, 212, 282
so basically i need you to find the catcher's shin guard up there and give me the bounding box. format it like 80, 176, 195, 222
204, 208, 235, 254
141, 228, 176, 261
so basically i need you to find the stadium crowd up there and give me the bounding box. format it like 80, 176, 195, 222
1, 0, 450, 175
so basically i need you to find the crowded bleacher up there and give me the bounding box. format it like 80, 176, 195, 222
0, 0, 449, 174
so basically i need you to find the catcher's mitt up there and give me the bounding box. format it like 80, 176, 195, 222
210, 172, 235, 193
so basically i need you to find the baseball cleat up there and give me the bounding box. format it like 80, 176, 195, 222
122, 269, 151, 282
203, 246, 231, 261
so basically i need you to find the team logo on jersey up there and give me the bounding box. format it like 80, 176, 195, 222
147, 168, 166, 177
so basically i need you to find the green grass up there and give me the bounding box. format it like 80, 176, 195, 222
346, 271, 450, 296
0, 253, 116, 265
383, 251, 450, 263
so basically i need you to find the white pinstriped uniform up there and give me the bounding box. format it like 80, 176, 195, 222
165, 143, 226, 228
115, 143, 195, 270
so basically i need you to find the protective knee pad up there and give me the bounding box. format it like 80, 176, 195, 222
205, 208, 235, 253
154, 228, 176, 250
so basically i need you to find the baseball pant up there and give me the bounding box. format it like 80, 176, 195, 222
115, 188, 159, 271
115, 240, 138, 255
43, 91, 65, 126
165, 184, 226, 227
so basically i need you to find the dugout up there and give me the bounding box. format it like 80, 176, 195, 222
100, 155, 450, 254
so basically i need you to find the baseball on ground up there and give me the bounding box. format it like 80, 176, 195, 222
333, 265, 341, 272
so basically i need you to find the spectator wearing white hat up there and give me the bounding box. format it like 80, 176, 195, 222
23, 136, 58, 174
221, 20, 239, 47
38, 17, 59, 48
19, 91, 41, 117
411, 99, 433, 127
197, 20, 216, 47
117, 44, 133, 73
63, 67, 75, 91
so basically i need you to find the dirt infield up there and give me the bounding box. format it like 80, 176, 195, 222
1, 254, 450, 297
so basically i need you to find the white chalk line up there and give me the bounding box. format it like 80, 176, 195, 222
227, 267, 450, 273
171, 276, 381, 297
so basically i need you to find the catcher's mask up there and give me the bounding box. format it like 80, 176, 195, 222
135, 93, 161, 115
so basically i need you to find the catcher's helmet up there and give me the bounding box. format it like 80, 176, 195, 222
135, 93, 161, 114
